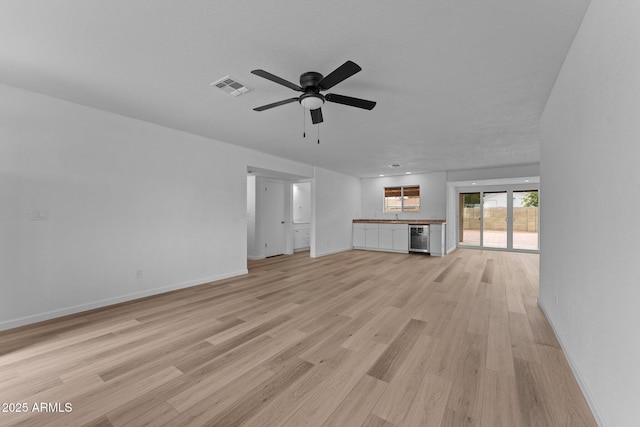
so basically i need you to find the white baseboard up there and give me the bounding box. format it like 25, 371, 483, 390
353, 247, 409, 254
0, 269, 248, 331
446, 245, 458, 254
538, 299, 604, 427
311, 247, 351, 258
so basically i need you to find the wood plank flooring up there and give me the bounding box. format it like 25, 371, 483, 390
0, 249, 596, 426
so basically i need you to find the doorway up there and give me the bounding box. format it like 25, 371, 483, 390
264, 180, 286, 257
247, 166, 314, 261
458, 188, 539, 252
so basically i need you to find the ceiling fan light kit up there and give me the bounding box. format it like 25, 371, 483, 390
251, 60, 376, 126
299, 93, 324, 110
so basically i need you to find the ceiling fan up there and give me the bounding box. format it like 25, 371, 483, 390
251, 60, 376, 124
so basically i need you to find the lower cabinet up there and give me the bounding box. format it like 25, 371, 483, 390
353, 224, 366, 248
429, 223, 446, 256
353, 223, 408, 253
353, 222, 445, 256
365, 226, 379, 249
392, 226, 409, 251
294, 225, 310, 250
378, 226, 393, 250
353, 223, 379, 249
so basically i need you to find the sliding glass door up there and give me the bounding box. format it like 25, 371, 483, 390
459, 193, 481, 247
513, 190, 539, 250
482, 191, 508, 249
458, 188, 539, 252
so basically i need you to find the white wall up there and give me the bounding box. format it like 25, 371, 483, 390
246, 175, 257, 259
445, 183, 459, 253
539, 1, 640, 425
360, 172, 447, 220
447, 164, 540, 183
312, 167, 360, 257
0, 83, 313, 329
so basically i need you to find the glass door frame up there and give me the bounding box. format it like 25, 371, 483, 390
456, 184, 540, 253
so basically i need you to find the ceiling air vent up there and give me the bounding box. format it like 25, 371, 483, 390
210, 76, 252, 97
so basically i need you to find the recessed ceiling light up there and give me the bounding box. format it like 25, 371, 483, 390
525, 179, 530, 183
379, 174, 385, 177
472, 182, 477, 185
405, 172, 411, 174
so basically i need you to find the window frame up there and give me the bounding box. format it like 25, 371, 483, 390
383, 185, 421, 213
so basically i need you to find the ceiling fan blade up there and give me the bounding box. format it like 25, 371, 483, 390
325, 93, 376, 110
253, 97, 299, 111
251, 69, 303, 92
310, 108, 323, 124
317, 61, 362, 90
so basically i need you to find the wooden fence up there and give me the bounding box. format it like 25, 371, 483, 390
461, 207, 538, 232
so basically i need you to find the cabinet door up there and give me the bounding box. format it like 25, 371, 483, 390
365, 228, 379, 248
294, 229, 304, 249
378, 227, 393, 250
429, 224, 445, 256
392, 225, 409, 251
295, 228, 310, 249
353, 225, 366, 247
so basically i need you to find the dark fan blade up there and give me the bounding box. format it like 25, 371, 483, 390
325, 93, 376, 110
317, 61, 362, 90
251, 69, 303, 92
253, 97, 299, 111
310, 108, 323, 124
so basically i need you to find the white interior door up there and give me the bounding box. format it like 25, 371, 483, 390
265, 180, 286, 257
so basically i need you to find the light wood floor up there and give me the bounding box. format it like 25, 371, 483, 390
0, 249, 596, 426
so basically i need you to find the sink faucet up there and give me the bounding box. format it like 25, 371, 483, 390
394, 213, 399, 220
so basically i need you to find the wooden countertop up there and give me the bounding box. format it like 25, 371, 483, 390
353, 219, 446, 225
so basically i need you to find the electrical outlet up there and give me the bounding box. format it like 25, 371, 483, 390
136, 270, 143, 280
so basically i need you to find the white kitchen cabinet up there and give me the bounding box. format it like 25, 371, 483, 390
392, 225, 409, 251
353, 223, 379, 249
378, 223, 408, 252
294, 224, 311, 250
365, 225, 379, 249
353, 223, 366, 248
353, 223, 408, 253
378, 225, 393, 250
429, 223, 446, 256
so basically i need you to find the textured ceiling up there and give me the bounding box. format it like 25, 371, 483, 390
0, 1, 590, 178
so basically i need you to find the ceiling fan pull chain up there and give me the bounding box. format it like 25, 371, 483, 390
317, 122, 320, 144
303, 107, 306, 138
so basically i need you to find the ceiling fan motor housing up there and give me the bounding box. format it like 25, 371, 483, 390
300, 72, 323, 91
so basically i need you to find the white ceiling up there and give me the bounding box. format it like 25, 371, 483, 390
0, 1, 590, 178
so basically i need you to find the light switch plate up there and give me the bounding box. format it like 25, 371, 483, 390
31, 210, 47, 220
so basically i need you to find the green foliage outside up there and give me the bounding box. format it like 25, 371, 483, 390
463, 193, 480, 206
522, 191, 539, 207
